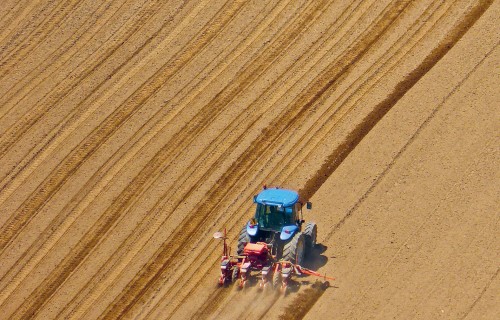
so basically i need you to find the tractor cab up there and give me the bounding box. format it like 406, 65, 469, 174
246, 188, 305, 243
236, 187, 316, 265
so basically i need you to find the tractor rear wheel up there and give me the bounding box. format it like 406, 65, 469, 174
237, 225, 250, 255
304, 222, 317, 250
283, 232, 305, 265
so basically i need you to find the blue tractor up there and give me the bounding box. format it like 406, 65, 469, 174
236, 187, 317, 265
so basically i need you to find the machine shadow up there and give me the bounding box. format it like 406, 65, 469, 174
303, 243, 328, 270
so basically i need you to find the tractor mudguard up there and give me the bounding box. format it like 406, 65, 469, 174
246, 221, 259, 237
280, 225, 298, 241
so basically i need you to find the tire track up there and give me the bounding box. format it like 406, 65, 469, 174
0, 0, 156, 196
0, 0, 196, 283
0, 0, 221, 301
0, 0, 31, 33
6, 2, 250, 319
0, 0, 230, 255
99, 1, 414, 319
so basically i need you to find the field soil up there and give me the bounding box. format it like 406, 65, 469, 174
0, 1, 498, 319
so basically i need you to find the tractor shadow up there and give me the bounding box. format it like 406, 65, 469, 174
303, 243, 328, 271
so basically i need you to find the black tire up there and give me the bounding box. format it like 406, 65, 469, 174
236, 225, 250, 255
272, 269, 280, 289
231, 266, 239, 283
304, 222, 317, 250
282, 232, 305, 265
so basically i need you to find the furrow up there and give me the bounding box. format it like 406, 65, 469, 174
0, 0, 33, 33
0, 0, 196, 298
0, 0, 236, 257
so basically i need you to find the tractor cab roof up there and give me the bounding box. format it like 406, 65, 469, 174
255, 188, 299, 207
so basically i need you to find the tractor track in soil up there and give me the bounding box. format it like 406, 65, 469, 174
0, 0, 125, 114
0, 0, 497, 319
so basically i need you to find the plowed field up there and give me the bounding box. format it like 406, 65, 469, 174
0, 1, 498, 319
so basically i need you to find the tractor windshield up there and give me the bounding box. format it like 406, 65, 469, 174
255, 204, 294, 231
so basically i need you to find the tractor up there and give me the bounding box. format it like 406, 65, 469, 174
236, 186, 317, 266
214, 187, 332, 292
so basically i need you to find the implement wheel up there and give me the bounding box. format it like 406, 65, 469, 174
272, 269, 280, 289
231, 267, 239, 283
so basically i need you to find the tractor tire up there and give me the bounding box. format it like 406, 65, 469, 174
282, 232, 305, 265
304, 222, 317, 250
236, 225, 250, 255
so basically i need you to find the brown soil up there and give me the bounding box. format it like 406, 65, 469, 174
0, 1, 498, 319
